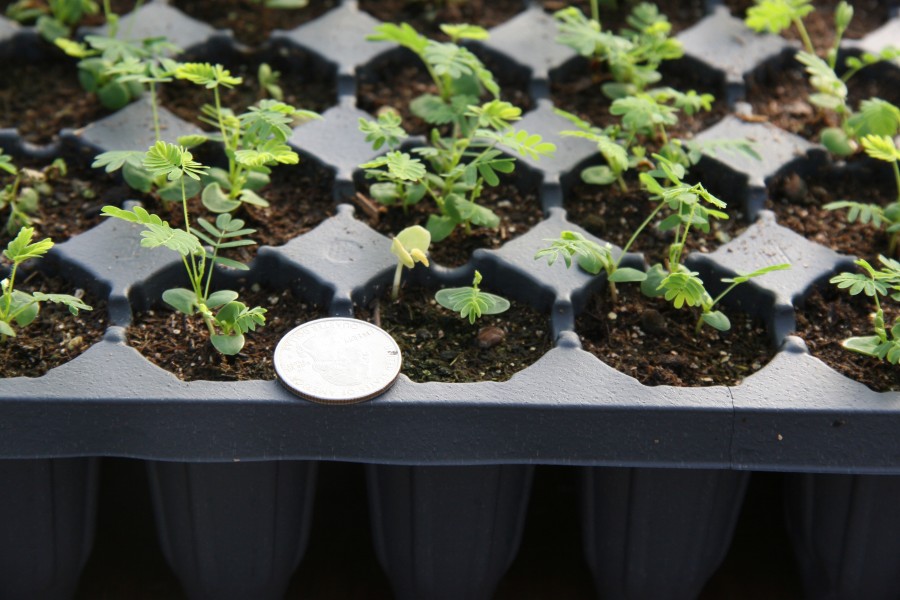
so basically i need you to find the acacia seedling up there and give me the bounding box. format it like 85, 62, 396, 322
745, 0, 900, 155
0, 155, 70, 236
101, 141, 266, 355
171, 62, 319, 213
4, 0, 126, 42
390, 225, 431, 300
554, 1, 684, 99
434, 270, 510, 324
824, 133, 900, 255
830, 255, 900, 363
1, 226, 92, 342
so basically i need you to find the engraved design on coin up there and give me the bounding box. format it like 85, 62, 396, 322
274, 318, 402, 404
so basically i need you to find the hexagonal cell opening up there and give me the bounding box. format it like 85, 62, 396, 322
357, 0, 527, 38
160, 38, 339, 127
570, 258, 786, 387
125, 261, 330, 381
350, 143, 547, 269
351, 260, 554, 383
169, 0, 339, 47
356, 44, 536, 137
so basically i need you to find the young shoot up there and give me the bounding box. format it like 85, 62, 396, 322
360, 100, 555, 242
56, 34, 181, 117
434, 270, 510, 324
100, 141, 266, 355
824, 133, 900, 255
1, 227, 92, 342
0, 155, 69, 236
554, 2, 684, 99
172, 62, 320, 213
830, 256, 900, 363
745, 0, 900, 155
390, 225, 431, 300
5, 0, 106, 42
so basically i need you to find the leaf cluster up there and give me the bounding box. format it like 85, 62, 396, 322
1, 227, 92, 342
830, 256, 900, 363
6, 0, 99, 42
434, 270, 510, 324
554, 2, 684, 99
100, 142, 266, 355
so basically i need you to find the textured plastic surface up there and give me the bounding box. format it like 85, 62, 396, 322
0, 0, 899, 474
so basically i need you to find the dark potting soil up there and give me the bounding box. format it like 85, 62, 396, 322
357, 179, 543, 267
0, 272, 107, 378
127, 283, 325, 381
0, 148, 141, 247
358, 0, 525, 38
765, 159, 896, 259
159, 43, 337, 129
795, 285, 900, 392
576, 284, 773, 386
356, 49, 533, 137
357, 288, 552, 383
170, 0, 338, 46
540, 0, 707, 34
723, 0, 891, 44
0, 58, 108, 146
563, 173, 746, 262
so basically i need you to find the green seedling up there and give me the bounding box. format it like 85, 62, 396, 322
6, 0, 101, 42
252, 0, 308, 8
435, 270, 510, 324
745, 0, 900, 155
824, 133, 900, 254
830, 255, 900, 363
257, 63, 283, 101
554, 1, 684, 99
1, 226, 92, 342
56, 34, 181, 115
101, 141, 266, 355
390, 225, 431, 300
0, 155, 69, 236
170, 62, 319, 213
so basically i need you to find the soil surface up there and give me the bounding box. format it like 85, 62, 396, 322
0, 148, 142, 247
127, 283, 325, 381
356, 49, 533, 136
563, 172, 746, 262
358, 0, 525, 37
766, 159, 896, 259
576, 284, 774, 386
358, 178, 542, 267
795, 284, 899, 392
0, 272, 107, 378
358, 288, 552, 383
0, 57, 108, 146
541, 0, 706, 34
723, 0, 891, 46
170, 0, 338, 46
160, 43, 337, 129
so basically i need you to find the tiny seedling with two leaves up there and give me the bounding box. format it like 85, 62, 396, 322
101, 141, 266, 355
0, 154, 70, 237
1, 227, 92, 342
435, 270, 510, 324
389, 225, 431, 300
360, 23, 555, 242
830, 255, 900, 364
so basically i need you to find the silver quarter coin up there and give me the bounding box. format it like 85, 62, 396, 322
274, 317, 402, 404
